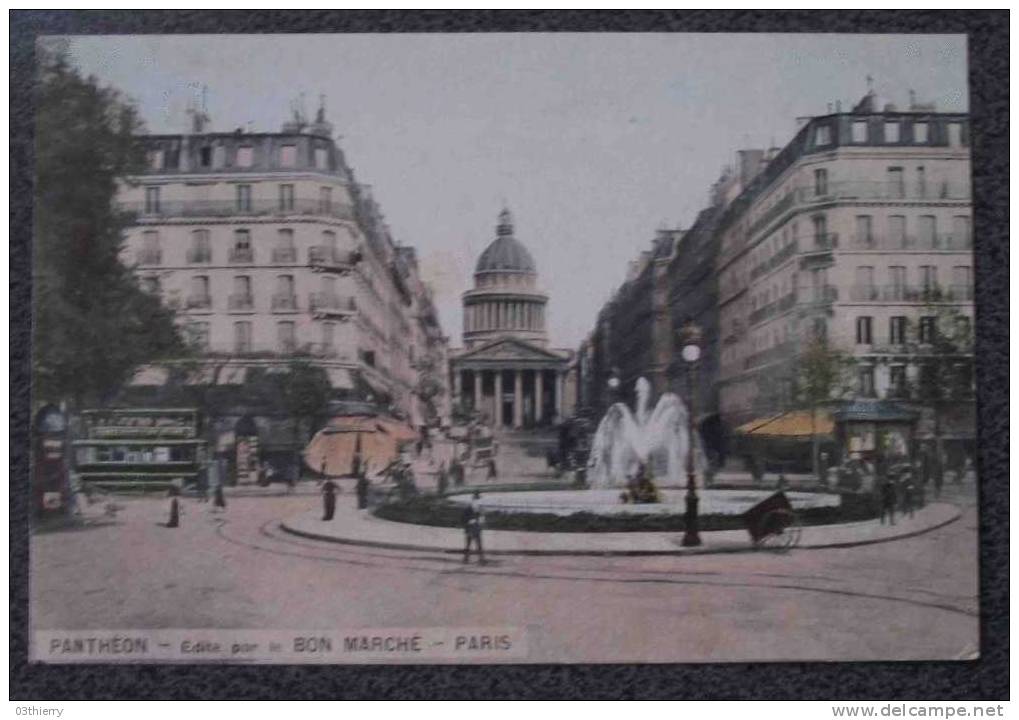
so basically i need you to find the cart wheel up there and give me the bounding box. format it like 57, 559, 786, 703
756, 509, 802, 551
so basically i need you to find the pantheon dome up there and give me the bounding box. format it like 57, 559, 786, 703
450, 208, 574, 429
462, 209, 549, 349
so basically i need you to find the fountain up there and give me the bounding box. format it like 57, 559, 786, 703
587, 377, 706, 489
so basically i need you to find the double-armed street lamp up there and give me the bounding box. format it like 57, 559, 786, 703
679, 319, 703, 547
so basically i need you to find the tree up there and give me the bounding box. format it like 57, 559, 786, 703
33, 50, 187, 407
905, 303, 975, 484
790, 335, 856, 480
274, 359, 334, 447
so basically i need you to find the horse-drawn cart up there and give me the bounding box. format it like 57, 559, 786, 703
742, 490, 803, 550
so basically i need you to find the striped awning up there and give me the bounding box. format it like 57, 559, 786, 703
735, 410, 834, 439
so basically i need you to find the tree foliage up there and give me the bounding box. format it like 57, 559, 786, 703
33, 50, 187, 406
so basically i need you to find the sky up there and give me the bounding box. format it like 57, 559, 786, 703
59, 33, 968, 348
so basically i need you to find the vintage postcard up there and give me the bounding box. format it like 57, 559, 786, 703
29, 32, 978, 665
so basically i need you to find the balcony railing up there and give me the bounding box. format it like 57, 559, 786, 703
271, 247, 297, 263
185, 294, 212, 310
749, 240, 800, 281
271, 294, 299, 312
849, 284, 881, 302
309, 292, 357, 316
848, 233, 972, 252
136, 249, 162, 265
309, 246, 359, 270
228, 247, 255, 264
227, 294, 254, 311
744, 341, 796, 370
800, 285, 838, 307
748, 180, 970, 236
880, 284, 974, 303
186, 247, 211, 264
119, 198, 356, 222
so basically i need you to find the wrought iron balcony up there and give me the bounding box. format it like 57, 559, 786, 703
271, 294, 299, 312
800, 285, 838, 307
227, 294, 254, 311
849, 285, 881, 302
136, 249, 162, 265
185, 294, 212, 310
848, 233, 972, 252
309, 292, 356, 316
228, 247, 255, 264
309, 246, 359, 270
186, 247, 212, 264
119, 198, 356, 222
271, 246, 297, 263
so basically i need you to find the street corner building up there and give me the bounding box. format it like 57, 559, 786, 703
114, 100, 451, 438
449, 209, 576, 429
577, 88, 975, 474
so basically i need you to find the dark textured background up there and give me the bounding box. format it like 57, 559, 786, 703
9, 10, 1009, 700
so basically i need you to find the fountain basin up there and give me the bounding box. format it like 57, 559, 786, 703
447, 488, 841, 517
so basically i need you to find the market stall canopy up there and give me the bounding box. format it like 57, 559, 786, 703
735, 410, 835, 439
303, 415, 417, 477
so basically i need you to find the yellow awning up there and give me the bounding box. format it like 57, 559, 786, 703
735, 410, 834, 439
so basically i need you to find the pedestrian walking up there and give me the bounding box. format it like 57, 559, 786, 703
902, 476, 916, 519
212, 483, 227, 512
321, 477, 338, 520
879, 475, 897, 525
462, 491, 486, 564
355, 471, 369, 510
437, 460, 449, 496
166, 484, 180, 528
487, 456, 498, 480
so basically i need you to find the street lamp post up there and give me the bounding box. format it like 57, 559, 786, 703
680, 320, 703, 547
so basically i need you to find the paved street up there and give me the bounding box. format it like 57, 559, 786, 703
30, 476, 978, 663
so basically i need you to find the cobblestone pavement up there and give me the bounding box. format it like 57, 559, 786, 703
29, 479, 979, 663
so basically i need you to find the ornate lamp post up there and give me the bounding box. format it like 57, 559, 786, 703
679, 320, 703, 547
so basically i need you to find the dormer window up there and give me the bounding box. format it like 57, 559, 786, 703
884, 121, 901, 143
851, 120, 868, 143
913, 122, 929, 143
148, 149, 164, 170
315, 147, 329, 170
199, 146, 212, 167
237, 146, 254, 168
814, 124, 832, 146
280, 144, 297, 167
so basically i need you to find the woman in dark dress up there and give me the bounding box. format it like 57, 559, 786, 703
321, 478, 338, 520
166, 485, 180, 528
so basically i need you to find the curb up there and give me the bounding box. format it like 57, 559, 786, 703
279, 505, 962, 557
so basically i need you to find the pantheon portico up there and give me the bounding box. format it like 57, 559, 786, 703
450, 209, 573, 428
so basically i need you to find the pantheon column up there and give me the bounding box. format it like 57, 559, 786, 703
513, 369, 524, 428
493, 371, 503, 428
534, 370, 544, 424
554, 371, 564, 422
474, 371, 482, 414
453, 371, 463, 409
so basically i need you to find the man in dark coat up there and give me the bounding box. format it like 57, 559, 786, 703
166, 485, 180, 528
462, 491, 486, 564
212, 483, 227, 511
437, 461, 449, 496
355, 472, 369, 510
879, 475, 897, 525
321, 478, 338, 521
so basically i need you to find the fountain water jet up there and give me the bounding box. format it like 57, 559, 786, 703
587, 377, 707, 489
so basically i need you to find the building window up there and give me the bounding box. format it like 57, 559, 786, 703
315, 147, 329, 170
948, 122, 963, 147
916, 166, 927, 198
814, 124, 832, 146
884, 121, 901, 143
319, 186, 333, 212
231, 229, 253, 263
812, 214, 827, 241
199, 146, 212, 167
811, 317, 827, 342
856, 316, 873, 344
236, 184, 252, 212
918, 215, 937, 248
913, 122, 929, 143
889, 365, 907, 398
854, 265, 875, 300
279, 144, 297, 167
148, 149, 164, 170
813, 168, 828, 196
887, 167, 905, 198
360, 348, 375, 366
237, 146, 254, 168
858, 366, 876, 397
888, 215, 906, 249
213, 146, 225, 168
234, 321, 253, 353
854, 215, 873, 247
144, 186, 161, 214
888, 266, 906, 300
919, 316, 937, 344
323, 322, 336, 350
188, 321, 210, 350
953, 216, 971, 247
279, 184, 295, 211
274, 228, 296, 263
851, 120, 868, 143
952, 265, 972, 300
920, 265, 938, 297
189, 229, 211, 263
140, 230, 161, 265
955, 315, 972, 342
277, 321, 296, 353
889, 316, 907, 344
